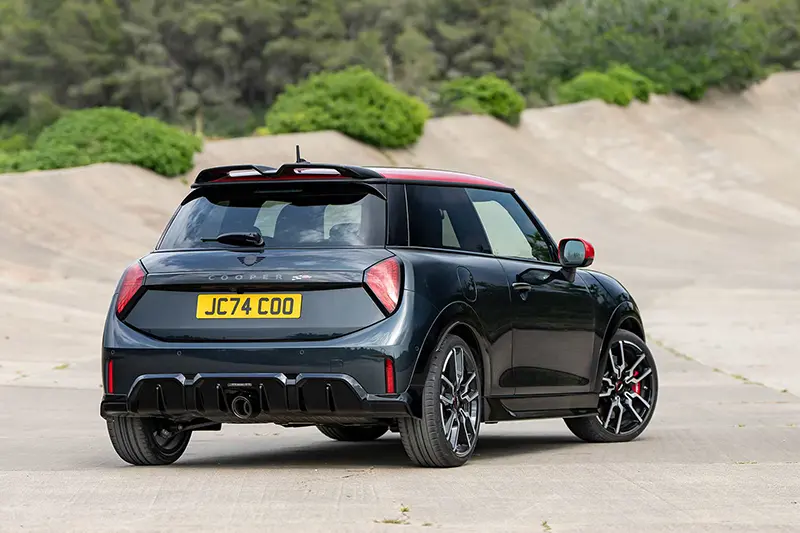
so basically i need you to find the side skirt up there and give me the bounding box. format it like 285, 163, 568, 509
482, 393, 599, 422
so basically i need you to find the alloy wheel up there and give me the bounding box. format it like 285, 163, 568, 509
439, 345, 480, 457
597, 340, 655, 435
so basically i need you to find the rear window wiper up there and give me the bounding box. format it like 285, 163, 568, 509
201, 231, 264, 247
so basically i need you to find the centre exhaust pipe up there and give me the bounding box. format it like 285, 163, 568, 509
231, 395, 254, 420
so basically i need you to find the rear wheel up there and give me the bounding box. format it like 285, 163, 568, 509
565, 329, 658, 443
106, 416, 191, 466
398, 334, 482, 467
317, 424, 389, 442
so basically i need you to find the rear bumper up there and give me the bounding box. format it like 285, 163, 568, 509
100, 372, 413, 423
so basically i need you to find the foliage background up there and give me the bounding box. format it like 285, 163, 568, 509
0, 0, 797, 155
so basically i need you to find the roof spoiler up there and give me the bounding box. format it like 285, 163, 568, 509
193, 146, 385, 186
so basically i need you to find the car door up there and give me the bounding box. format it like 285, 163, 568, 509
465, 188, 596, 397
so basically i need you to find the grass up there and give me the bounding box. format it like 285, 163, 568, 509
654, 338, 773, 389
653, 339, 694, 361
376, 505, 412, 526
735, 461, 758, 465
542, 520, 553, 532
53, 363, 69, 370
379, 518, 407, 525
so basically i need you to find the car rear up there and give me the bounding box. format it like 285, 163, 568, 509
101, 177, 433, 425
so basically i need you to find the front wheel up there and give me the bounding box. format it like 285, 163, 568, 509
398, 334, 482, 467
107, 416, 191, 465
565, 329, 658, 443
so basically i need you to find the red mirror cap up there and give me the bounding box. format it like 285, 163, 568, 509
557, 238, 595, 267
579, 239, 595, 263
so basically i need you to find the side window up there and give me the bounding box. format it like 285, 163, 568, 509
466, 189, 555, 262
406, 185, 491, 254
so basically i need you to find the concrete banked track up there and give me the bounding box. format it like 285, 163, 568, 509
1, 73, 798, 393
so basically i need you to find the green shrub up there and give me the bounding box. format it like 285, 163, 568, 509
557, 71, 635, 106
605, 65, 661, 102
0, 108, 202, 176
0, 133, 31, 153
543, 0, 769, 101
437, 74, 527, 126
265, 67, 429, 149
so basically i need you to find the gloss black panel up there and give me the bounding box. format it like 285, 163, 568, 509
125, 287, 385, 342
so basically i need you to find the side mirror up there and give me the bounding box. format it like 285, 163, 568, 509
558, 238, 595, 269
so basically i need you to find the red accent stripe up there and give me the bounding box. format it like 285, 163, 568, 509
107, 360, 114, 394
385, 358, 396, 394
373, 168, 510, 189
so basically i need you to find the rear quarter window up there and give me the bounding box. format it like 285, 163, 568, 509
158, 183, 386, 250
405, 184, 491, 254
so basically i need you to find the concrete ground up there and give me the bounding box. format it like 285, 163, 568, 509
1, 347, 799, 532
1, 73, 800, 531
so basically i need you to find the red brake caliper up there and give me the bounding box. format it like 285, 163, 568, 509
632, 370, 641, 395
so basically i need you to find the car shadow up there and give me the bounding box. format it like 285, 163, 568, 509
175, 432, 583, 469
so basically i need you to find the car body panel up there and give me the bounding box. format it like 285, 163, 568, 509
496, 259, 597, 396
100, 164, 647, 426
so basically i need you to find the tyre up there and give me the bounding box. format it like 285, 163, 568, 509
398, 334, 482, 467
106, 416, 191, 466
565, 329, 658, 443
317, 424, 389, 442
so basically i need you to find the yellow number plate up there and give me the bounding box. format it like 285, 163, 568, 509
196, 294, 302, 319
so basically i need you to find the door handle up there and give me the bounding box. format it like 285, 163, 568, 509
512, 282, 532, 292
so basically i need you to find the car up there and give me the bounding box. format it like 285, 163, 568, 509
100, 151, 658, 468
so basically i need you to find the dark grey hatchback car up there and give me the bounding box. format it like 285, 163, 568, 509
101, 159, 658, 468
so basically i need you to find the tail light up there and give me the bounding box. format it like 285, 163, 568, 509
384, 357, 396, 394
365, 257, 401, 314
116, 261, 146, 316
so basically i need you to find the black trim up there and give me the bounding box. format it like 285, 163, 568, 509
193, 163, 383, 186
100, 372, 413, 422
386, 183, 409, 247
194, 164, 277, 184
511, 192, 560, 264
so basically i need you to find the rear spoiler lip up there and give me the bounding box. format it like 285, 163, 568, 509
192, 163, 386, 186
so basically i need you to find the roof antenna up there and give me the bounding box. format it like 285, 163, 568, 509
295, 145, 309, 164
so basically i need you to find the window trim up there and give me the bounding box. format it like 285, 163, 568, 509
509, 191, 560, 265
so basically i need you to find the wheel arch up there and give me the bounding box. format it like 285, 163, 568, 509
592, 302, 646, 392
407, 301, 491, 417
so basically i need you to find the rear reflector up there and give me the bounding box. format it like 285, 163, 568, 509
385, 358, 396, 394
107, 360, 114, 394
365, 257, 401, 314
116, 261, 146, 316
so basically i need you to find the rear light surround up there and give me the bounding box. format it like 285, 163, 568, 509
116, 261, 147, 318
364, 257, 402, 315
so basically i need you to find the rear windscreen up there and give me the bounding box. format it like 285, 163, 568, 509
157, 183, 387, 250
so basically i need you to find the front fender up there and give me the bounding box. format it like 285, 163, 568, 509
591, 301, 645, 392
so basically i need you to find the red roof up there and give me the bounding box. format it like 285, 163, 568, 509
370, 167, 511, 190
